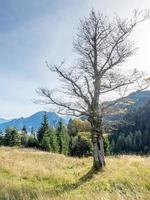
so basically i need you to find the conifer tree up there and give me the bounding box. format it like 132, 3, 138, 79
22, 125, 27, 134
41, 135, 51, 151
56, 121, 69, 155
21, 125, 28, 147
67, 119, 73, 136
4, 127, 20, 146
103, 135, 111, 156
0, 135, 3, 146
31, 126, 34, 135
37, 112, 49, 144
49, 127, 59, 152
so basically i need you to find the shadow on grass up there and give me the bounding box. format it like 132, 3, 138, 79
54, 167, 101, 195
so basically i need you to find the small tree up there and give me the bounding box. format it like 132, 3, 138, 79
103, 135, 111, 156
22, 125, 27, 134
56, 121, 69, 155
21, 125, 28, 147
70, 135, 92, 157
27, 135, 39, 148
41, 135, 51, 151
37, 113, 49, 144
20, 133, 28, 147
68, 118, 91, 136
4, 127, 20, 146
31, 126, 34, 135
49, 127, 58, 152
37, 10, 150, 170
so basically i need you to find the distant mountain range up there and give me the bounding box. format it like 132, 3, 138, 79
0, 118, 11, 124
0, 91, 150, 132
0, 111, 70, 132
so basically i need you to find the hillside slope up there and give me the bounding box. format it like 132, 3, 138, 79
104, 90, 150, 121
0, 147, 149, 200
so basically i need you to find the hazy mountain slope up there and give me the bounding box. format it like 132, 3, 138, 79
0, 118, 11, 124
104, 90, 150, 121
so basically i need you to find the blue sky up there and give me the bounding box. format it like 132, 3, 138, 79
0, 0, 150, 118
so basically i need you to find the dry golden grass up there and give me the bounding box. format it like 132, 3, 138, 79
0, 147, 150, 200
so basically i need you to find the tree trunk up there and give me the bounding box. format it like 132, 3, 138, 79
89, 114, 105, 170
92, 131, 105, 170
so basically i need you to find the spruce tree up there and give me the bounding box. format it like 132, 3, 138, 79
31, 126, 37, 140
37, 113, 59, 152
31, 127, 34, 135
21, 125, 28, 147
103, 135, 111, 156
61, 128, 69, 155
67, 119, 73, 136
41, 135, 51, 151
49, 127, 58, 152
56, 121, 69, 155
37, 113, 49, 144
4, 127, 20, 146
22, 125, 27, 134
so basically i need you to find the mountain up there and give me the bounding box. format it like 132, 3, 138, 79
109, 98, 150, 154
0, 118, 11, 124
0, 111, 63, 132
123, 99, 150, 133
104, 90, 150, 121
0, 91, 150, 132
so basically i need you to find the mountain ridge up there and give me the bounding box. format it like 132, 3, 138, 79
104, 90, 150, 121
0, 111, 69, 132
0, 90, 150, 132
0, 118, 10, 124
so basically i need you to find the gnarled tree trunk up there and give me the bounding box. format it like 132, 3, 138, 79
89, 116, 105, 170
92, 130, 105, 169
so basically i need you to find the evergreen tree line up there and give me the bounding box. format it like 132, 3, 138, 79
110, 101, 150, 154
110, 130, 150, 154
0, 114, 70, 155
1, 107, 149, 155
0, 114, 110, 157
0, 126, 38, 148
37, 114, 69, 154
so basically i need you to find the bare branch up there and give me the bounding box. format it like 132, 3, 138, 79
37, 9, 150, 119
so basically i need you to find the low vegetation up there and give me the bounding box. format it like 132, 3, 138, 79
0, 147, 149, 200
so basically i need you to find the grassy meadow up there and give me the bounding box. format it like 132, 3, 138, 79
0, 147, 150, 200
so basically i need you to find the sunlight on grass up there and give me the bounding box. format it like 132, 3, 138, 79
0, 147, 149, 200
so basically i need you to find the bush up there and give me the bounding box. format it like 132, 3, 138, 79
70, 135, 92, 157
20, 133, 28, 147
27, 135, 39, 148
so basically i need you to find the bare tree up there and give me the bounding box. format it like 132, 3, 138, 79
37, 10, 150, 170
